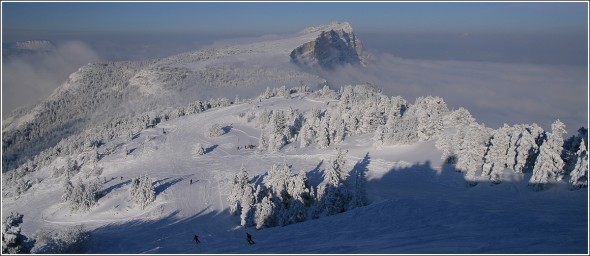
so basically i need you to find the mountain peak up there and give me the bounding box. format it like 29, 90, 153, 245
301, 21, 354, 35
291, 21, 366, 70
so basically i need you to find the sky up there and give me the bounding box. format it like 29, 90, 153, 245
1, 1, 588, 129
3, 2, 587, 35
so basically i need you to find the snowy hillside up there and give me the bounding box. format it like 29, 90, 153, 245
3, 21, 352, 171
2, 84, 587, 254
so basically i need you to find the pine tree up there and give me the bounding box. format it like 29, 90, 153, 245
332, 118, 347, 144
373, 125, 387, 148
448, 107, 475, 128
257, 133, 267, 151
206, 123, 224, 138
2, 212, 29, 254
325, 149, 348, 186
457, 123, 492, 185
62, 179, 101, 212
240, 184, 256, 227
228, 166, 249, 215
436, 131, 455, 163
129, 175, 156, 209
268, 110, 288, 152
569, 140, 588, 189
317, 114, 331, 149
513, 124, 544, 173
318, 149, 351, 215
530, 120, 567, 190
195, 143, 205, 156
483, 124, 513, 183
255, 194, 276, 229
414, 96, 448, 141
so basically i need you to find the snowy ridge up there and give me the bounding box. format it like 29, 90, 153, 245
300, 21, 354, 35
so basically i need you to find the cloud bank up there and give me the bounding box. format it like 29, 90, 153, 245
319, 53, 588, 135
2, 40, 100, 116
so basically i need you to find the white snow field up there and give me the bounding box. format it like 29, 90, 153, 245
2, 93, 587, 254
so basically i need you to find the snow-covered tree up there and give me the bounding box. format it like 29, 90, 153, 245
413, 96, 448, 141
268, 110, 289, 152
317, 149, 351, 215
255, 194, 276, 229
436, 131, 455, 163
529, 120, 567, 190
256, 109, 272, 128
569, 140, 588, 189
483, 124, 513, 183
360, 103, 383, 134
240, 184, 256, 227
30, 225, 90, 254
228, 166, 249, 215
289, 170, 314, 209
206, 123, 225, 138
332, 117, 347, 145
389, 96, 408, 119
2, 212, 30, 254
195, 143, 205, 156
299, 119, 316, 148
63, 179, 102, 212
373, 125, 387, 148
456, 123, 492, 185
448, 107, 475, 128
257, 134, 268, 152
129, 175, 156, 209
562, 128, 588, 175
317, 115, 331, 149
512, 124, 545, 173
263, 163, 291, 201
64, 158, 80, 179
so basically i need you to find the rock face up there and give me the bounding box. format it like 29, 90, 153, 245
290, 22, 366, 70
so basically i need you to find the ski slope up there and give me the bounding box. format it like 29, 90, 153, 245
2, 94, 587, 254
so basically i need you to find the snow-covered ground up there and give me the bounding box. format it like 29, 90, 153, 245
2, 94, 587, 254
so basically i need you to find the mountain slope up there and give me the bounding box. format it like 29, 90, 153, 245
3, 21, 368, 171
2, 92, 586, 254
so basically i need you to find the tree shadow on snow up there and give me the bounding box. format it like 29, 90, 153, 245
357, 161, 588, 254
346, 152, 370, 185
205, 144, 218, 154
101, 180, 132, 196
305, 160, 324, 187
222, 125, 232, 134
87, 208, 250, 254
153, 177, 184, 196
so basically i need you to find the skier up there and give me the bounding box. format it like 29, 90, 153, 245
246, 232, 255, 244
190, 179, 193, 185
194, 234, 200, 244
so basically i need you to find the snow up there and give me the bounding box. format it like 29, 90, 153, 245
2, 94, 587, 254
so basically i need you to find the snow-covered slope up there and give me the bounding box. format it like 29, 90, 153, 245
3, 21, 360, 171
2, 91, 587, 254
